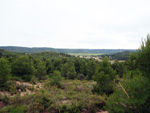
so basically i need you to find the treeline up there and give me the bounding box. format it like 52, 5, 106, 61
100, 51, 135, 60
0, 46, 135, 54
0, 50, 101, 84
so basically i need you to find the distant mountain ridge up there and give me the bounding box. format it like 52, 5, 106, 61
0, 46, 136, 54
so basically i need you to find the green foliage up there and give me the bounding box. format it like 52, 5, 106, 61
61, 62, 77, 79
77, 74, 85, 80
61, 63, 70, 78
93, 57, 116, 95
0, 58, 11, 88
31, 51, 71, 59
35, 60, 46, 80
112, 60, 127, 78
79, 61, 87, 76
11, 56, 34, 81
96, 57, 116, 80
105, 73, 150, 113
74, 58, 81, 74
101, 51, 134, 60
0, 49, 23, 59
108, 36, 150, 112
0, 80, 105, 113
33, 92, 53, 110
136, 34, 150, 77
74, 58, 87, 76
59, 103, 81, 113
0, 49, 101, 82
66, 65, 77, 79
9, 105, 27, 113
58, 80, 105, 113
126, 52, 138, 71
50, 70, 62, 87
86, 59, 96, 80
45, 59, 54, 75
10, 76, 23, 81
93, 71, 114, 95
9, 84, 18, 95
53, 59, 62, 71
127, 35, 150, 78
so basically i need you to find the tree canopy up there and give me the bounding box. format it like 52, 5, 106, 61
0, 58, 10, 88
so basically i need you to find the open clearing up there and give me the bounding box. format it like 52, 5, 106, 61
68, 53, 104, 57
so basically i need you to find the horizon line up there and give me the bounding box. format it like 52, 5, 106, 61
0, 45, 137, 50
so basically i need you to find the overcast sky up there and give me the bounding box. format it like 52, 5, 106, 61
0, 0, 150, 49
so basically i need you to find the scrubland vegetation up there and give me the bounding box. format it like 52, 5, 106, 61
0, 35, 150, 113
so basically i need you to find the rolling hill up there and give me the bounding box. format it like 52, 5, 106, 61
0, 46, 136, 54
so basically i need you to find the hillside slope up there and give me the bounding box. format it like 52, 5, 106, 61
100, 51, 135, 60
0, 46, 136, 54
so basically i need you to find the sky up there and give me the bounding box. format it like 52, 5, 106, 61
0, 0, 150, 49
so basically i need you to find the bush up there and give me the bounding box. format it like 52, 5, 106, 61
77, 74, 85, 80
136, 35, 150, 77
10, 76, 23, 81
11, 56, 34, 82
9, 84, 18, 95
93, 57, 116, 95
50, 70, 62, 87
105, 73, 150, 113
9, 105, 27, 113
0, 58, 11, 89
93, 71, 114, 95
128, 35, 150, 78
31, 91, 53, 112
60, 104, 81, 113
35, 60, 47, 80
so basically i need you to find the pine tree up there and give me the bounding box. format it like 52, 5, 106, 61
35, 60, 46, 80
93, 56, 116, 95
0, 58, 10, 88
136, 34, 150, 77
11, 56, 34, 81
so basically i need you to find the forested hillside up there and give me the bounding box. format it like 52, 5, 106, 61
0, 35, 150, 113
100, 51, 135, 60
0, 46, 135, 54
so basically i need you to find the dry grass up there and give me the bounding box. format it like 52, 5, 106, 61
0, 80, 106, 113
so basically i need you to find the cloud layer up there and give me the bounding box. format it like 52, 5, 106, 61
0, 0, 150, 49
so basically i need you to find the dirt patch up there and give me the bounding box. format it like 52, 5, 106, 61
0, 81, 43, 97
0, 91, 10, 96
20, 89, 33, 96
61, 100, 71, 104
15, 81, 33, 87
34, 82, 42, 89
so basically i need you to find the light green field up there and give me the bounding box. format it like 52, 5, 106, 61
68, 53, 104, 57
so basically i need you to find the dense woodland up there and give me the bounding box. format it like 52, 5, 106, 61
100, 51, 135, 60
0, 35, 150, 113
